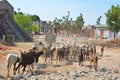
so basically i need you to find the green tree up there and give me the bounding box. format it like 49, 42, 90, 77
31, 15, 40, 21
31, 24, 39, 33
105, 5, 120, 38
52, 17, 62, 33
75, 13, 85, 30
96, 16, 102, 25
14, 13, 32, 32
61, 11, 73, 31
52, 12, 85, 34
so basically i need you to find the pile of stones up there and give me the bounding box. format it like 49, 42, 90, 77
10, 67, 120, 80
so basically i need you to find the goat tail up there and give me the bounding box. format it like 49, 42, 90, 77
6, 54, 10, 61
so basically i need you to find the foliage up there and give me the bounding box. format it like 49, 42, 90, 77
14, 12, 32, 32
96, 16, 102, 25
14, 9, 40, 33
105, 5, 120, 33
52, 11, 85, 33
31, 15, 40, 21
14, 9, 85, 34
31, 24, 39, 33
52, 17, 62, 33
75, 13, 85, 30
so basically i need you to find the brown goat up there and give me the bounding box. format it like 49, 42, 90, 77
89, 46, 98, 71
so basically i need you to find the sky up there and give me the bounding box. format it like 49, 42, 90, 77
8, 0, 120, 25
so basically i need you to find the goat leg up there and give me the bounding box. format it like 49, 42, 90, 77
44, 57, 47, 64
94, 62, 98, 71
90, 61, 92, 70
29, 65, 34, 75
15, 63, 21, 75
22, 65, 27, 73
13, 62, 17, 75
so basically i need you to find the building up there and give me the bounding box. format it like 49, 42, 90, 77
39, 21, 50, 34
84, 24, 120, 39
95, 24, 108, 38
81, 24, 120, 38
95, 24, 120, 39
83, 25, 96, 38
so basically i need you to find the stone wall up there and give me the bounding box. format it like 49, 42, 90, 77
0, 0, 33, 42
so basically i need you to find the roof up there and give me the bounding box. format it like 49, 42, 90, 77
95, 24, 107, 28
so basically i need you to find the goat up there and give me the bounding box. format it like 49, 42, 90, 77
6, 54, 20, 78
44, 47, 56, 64
89, 46, 98, 71
42, 44, 53, 64
101, 45, 105, 56
78, 48, 84, 66
56, 46, 66, 63
15, 50, 44, 75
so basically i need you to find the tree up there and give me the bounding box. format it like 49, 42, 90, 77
61, 11, 73, 31
96, 16, 102, 25
31, 15, 40, 21
52, 17, 62, 34
75, 13, 85, 30
52, 12, 85, 34
105, 5, 120, 38
31, 24, 39, 34
17, 8, 21, 13
14, 13, 32, 32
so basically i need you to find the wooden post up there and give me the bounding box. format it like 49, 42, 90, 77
2, 35, 14, 46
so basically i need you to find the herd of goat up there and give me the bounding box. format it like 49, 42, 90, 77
5, 41, 104, 78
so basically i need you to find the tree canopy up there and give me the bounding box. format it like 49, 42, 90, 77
105, 4, 120, 33
14, 12, 32, 32
96, 16, 102, 25
52, 11, 85, 33
14, 10, 40, 33
75, 13, 85, 30
31, 15, 40, 21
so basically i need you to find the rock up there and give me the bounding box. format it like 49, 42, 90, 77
70, 71, 79, 77
79, 70, 89, 74
55, 78, 62, 80
100, 67, 108, 72
116, 78, 120, 80
93, 73, 100, 77
10, 75, 20, 80
23, 76, 38, 80
112, 67, 119, 73
30, 76, 38, 80
63, 78, 67, 80
21, 71, 31, 78
0, 75, 5, 80
79, 70, 89, 78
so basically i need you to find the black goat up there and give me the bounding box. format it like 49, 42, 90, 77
101, 45, 105, 56
15, 50, 44, 74
56, 47, 66, 63
78, 48, 84, 66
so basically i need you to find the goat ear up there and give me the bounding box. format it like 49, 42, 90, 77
28, 48, 32, 51
19, 50, 23, 53
24, 51, 26, 53
19, 49, 22, 51
20, 52, 23, 57
19, 50, 24, 55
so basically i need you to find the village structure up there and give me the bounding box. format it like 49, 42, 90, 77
0, 0, 120, 44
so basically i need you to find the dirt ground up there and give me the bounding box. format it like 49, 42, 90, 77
0, 38, 120, 79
